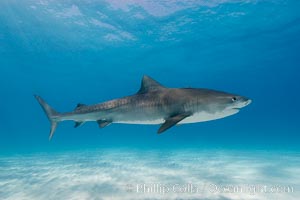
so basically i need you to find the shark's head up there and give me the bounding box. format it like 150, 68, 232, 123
175, 88, 252, 124
198, 92, 252, 121
217, 94, 252, 113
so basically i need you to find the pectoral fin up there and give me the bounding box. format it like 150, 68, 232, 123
158, 113, 191, 134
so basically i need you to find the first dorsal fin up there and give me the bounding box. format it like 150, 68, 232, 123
137, 75, 165, 94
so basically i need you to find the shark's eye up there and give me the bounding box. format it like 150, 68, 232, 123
231, 97, 237, 102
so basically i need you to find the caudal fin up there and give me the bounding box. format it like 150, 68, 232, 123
34, 95, 60, 140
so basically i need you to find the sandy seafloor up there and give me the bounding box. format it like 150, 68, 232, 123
1, 149, 299, 200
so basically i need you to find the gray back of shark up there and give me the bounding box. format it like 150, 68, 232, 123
35, 75, 251, 140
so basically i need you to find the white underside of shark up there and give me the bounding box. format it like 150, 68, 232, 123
116, 109, 239, 125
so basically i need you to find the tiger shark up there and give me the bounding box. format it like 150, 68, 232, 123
35, 75, 251, 140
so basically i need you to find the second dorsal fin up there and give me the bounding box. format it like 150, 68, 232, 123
75, 103, 86, 111
137, 75, 165, 94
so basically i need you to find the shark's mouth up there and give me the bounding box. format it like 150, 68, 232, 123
232, 99, 252, 110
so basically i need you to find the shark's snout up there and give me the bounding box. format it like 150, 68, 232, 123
245, 99, 252, 106
239, 97, 252, 108
231, 96, 251, 110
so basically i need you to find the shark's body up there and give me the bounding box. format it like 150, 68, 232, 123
35, 76, 251, 140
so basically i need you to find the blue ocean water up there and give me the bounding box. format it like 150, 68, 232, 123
0, 0, 299, 199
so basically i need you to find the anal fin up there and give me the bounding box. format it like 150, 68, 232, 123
74, 121, 85, 128
97, 119, 112, 128
158, 113, 191, 134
